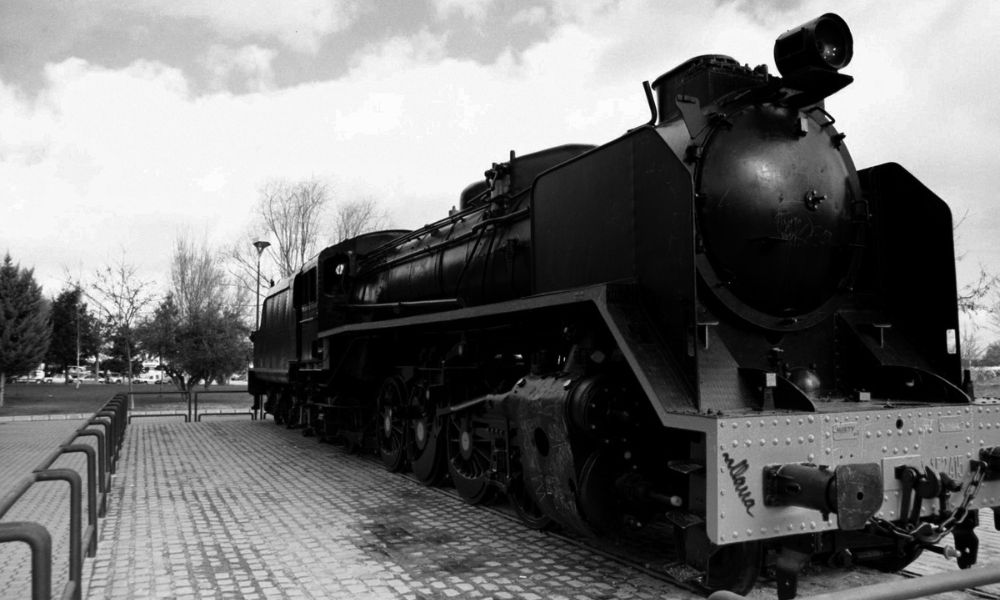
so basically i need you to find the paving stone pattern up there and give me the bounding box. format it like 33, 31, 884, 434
7, 416, 1000, 600
84, 420, 1000, 600
84, 421, 703, 600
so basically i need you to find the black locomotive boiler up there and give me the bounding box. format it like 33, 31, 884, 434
251, 14, 1000, 597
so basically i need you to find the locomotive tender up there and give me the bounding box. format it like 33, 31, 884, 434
251, 14, 1000, 597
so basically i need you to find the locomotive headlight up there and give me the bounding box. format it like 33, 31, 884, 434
774, 13, 853, 76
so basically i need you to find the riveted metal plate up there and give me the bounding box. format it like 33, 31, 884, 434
704, 405, 1000, 545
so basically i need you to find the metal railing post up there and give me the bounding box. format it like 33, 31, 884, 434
0, 522, 52, 600
110, 394, 129, 436
88, 417, 115, 473
73, 429, 108, 517
61, 444, 99, 557
95, 410, 120, 458
33, 469, 82, 600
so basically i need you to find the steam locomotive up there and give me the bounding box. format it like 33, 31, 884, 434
251, 14, 1000, 598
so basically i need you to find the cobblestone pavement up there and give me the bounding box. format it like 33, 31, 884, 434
6, 416, 1000, 600
84, 420, 707, 600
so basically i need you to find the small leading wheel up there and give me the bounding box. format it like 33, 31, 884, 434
446, 412, 497, 505
855, 540, 924, 572
407, 382, 446, 485
276, 391, 297, 427
702, 540, 762, 596
341, 402, 367, 454
576, 450, 623, 535
375, 376, 408, 472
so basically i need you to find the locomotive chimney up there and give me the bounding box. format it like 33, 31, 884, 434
650, 55, 764, 125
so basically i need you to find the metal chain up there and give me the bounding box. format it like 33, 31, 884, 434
869, 461, 987, 544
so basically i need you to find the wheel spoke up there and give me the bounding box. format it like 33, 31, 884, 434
406, 381, 446, 485
376, 376, 408, 472
446, 412, 496, 505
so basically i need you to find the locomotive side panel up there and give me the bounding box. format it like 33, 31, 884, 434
294, 265, 320, 367
531, 137, 636, 293
859, 163, 963, 385
250, 280, 296, 391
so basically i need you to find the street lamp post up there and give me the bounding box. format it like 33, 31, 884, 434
253, 240, 271, 331
252, 240, 270, 420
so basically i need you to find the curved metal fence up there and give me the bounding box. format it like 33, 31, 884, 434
0, 393, 127, 600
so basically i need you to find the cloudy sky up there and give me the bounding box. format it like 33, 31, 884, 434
2, 0, 999, 334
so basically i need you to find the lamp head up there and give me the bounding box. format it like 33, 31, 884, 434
774, 13, 853, 77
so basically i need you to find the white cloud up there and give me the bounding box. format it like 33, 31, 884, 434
3, 0, 1000, 324
431, 0, 495, 21
203, 44, 277, 92
511, 7, 548, 26
127, 0, 359, 53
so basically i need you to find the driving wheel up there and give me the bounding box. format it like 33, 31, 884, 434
375, 376, 407, 472
406, 381, 446, 485
446, 412, 497, 504
508, 474, 552, 530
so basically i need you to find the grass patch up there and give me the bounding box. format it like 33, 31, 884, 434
4, 380, 996, 418
0, 382, 253, 417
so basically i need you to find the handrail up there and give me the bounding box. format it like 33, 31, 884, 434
0, 393, 128, 600
707, 562, 1000, 600
126, 389, 190, 422
192, 389, 256, 422
127, 387, 255, 422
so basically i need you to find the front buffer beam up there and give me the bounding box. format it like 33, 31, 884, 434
763, 462, 883, 530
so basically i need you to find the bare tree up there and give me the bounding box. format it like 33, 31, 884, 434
230, 182, 385, 319
333, 197, 387, 243
92, 254, 155, 393
958, 266, 999, 316
224, 229, 273, 324
173, 234, 250, 321
258, 178, 329, 278
961, 325, 984, 371
172, 235, 222, 320
146, 235, 250, 392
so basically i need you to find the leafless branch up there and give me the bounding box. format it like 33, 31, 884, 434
333, 197, 387, 243
258, 178, 329, 278
91, 253, 155, 382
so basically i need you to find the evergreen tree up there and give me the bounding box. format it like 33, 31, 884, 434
136, 293, 180, 366
979, 341, 1000, 367
0, 254, 51, 406
45, 287, 100, 377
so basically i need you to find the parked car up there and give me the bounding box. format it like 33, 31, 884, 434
10, 369, 46, 383
138, 370, 168, 385
103, 373, 124, 384
45, 375, 66, 384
